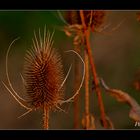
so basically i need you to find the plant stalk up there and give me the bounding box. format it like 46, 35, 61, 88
84, 50, 90, 129
80, 10, 108, 128
74, 46, 81, 129
43, 103, 49, 129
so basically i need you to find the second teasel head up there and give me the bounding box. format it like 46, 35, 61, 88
24, 30, 65, 110
64, 10, 106, 30
62, 10, 106, 46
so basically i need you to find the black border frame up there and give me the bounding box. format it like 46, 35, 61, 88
0, 1, 140, 139
1, 0, 140, 10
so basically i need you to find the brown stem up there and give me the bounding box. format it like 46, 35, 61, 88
80, 10, 108, 128
74, 46, 81, 129
43, 103, 49, 129
84, 50, 90, 129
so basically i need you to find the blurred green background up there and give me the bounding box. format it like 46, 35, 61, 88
0, 10, 140, 129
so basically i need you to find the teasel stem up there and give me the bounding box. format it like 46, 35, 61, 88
80, 10, 108, 128
43, 103, 49, 129
84, 50, 90, 129
74, 45, 81, 129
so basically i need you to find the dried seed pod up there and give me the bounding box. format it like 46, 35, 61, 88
24, 30, 64, 110
82, 114, 96, 129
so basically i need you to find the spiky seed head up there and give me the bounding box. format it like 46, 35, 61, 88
65, 11, 81, 25
65, 10, 106, 29
24, 30, 64, 110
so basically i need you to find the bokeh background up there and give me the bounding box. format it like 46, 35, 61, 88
0, 10, 140, 129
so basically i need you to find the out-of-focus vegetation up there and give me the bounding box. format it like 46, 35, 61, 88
0, 11, 140, 129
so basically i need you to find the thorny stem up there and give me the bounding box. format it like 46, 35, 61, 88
84, 50, 90, 129
74, 46, 81, 129
44, 103, 49, 129
80, 10, 108, 128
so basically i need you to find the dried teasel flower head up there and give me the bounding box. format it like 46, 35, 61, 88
3, 26, 85, 119
2, 27, 86, 129
24, 29, 65, 110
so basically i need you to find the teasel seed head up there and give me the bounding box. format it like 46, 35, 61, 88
65, 10, 106, 30
24, 29, 64, 110
65, 11, 81, 25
